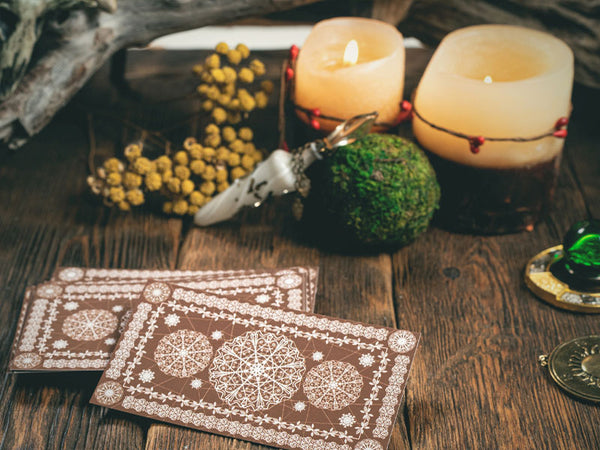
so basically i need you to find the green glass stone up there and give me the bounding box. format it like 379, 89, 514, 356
563, 219, 600, 278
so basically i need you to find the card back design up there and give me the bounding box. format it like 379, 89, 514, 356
91, 283, 418, 450
9, 267, 317, 372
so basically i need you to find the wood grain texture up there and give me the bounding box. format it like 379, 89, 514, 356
0, 48, 598, 450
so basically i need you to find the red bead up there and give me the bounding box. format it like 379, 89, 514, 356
401, 100, 412, 112
289, 45, 299, 61
285, 67, 294, 81
553, 129, 568, 138
475, 136, 485, 146
554, 116, 569, 129
470, 144, 480, 154
282, 141, 289, 151
310, 119, 320, 130
311, 108, 321, 117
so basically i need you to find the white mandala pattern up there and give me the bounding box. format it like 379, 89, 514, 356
52, 340, 68, 349
62, 309, 119, 341
359, 354, 375, 367
143, 282, 171, 303
276, 274, 303, 289
154, 329, 212, 378
95, 381, 124, 405
64, 301, 79, 311
339, 413, 356, 428
209, 330, 305, 411
312, 351, 324, 361
139, 369, 155, 383
37, 283, 63, 298
388, 330, 416, 353
354, 438, 383, 450
294, 401, 306, 412
303, 361, 363, 411
13, 352, 42, 369
164, 314, 180, 327
58, 267, 85, 281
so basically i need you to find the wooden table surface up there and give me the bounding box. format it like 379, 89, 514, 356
1, 48, 598, 450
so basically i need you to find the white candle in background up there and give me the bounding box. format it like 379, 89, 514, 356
413, 25, 574, 168
295, 17, 405, 133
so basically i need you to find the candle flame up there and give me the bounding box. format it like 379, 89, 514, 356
343, 40, 359, 66
484, 75, 493, 84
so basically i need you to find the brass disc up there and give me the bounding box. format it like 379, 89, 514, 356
547, 335, 600, 403
524, 245, 600, 313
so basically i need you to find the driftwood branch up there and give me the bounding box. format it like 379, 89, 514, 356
0, 0, 317, 148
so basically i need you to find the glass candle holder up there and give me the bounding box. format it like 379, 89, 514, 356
413, 25, 574, 234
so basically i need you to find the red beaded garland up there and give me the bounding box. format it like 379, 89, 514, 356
554, 117, 569, 129
310, 118, 321, 130
289, 45, 299, 61
311, 108, 321, 117
285, 67, 294, 81
553, 129, 568, 138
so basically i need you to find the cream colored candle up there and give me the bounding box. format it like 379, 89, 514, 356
413, 25, 573, 168
295, 17, 405, 133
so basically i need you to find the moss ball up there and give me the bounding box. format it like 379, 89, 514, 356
318, 134, 439, 247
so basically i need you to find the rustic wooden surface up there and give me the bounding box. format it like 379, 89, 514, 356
0, 47, 599, 449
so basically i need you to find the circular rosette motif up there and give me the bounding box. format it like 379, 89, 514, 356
209, 330, 305, 411
95, 381, 124, 405
36, 283, 63, 299
57, 267, 85, 282
62, 309, 118, 341
303, 360, 363, 410
388, 330, 416, 353
276, 273, 303, 289
143, 282, 171, 303
13, 352, 42, 369
154, 329, 213, 378
354, 438, 384, 450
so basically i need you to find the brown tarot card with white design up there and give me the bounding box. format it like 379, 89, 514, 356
9, 267, 317, 372
91, 282, 419, 450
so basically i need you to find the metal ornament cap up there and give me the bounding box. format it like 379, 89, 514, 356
540, 335, 600, 403
524, 245, 600, 313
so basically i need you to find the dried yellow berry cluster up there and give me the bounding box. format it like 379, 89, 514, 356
193, 42, 273, 123
88, 127, 263, 215
88, 42, 271, 217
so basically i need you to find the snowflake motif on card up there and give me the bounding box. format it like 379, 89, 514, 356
303, 361, 363, 411
64, 301, 79, 311
112, 305, 124, 313
52, 339, 68, 349
143, 282, 171, 304
13, 352, 42, 369
105, 337, 116, 346
62, 309, 118, 341
191, 378, 203, 389
388, 330, 416, 354
255, 294, 270, 304
138, 369, 155, 383
211, 330, 223, 340
36, 283, 63, 299
312, 351, 324, 361
209, 330, 305, 411
294, 401, 306, 412
359, 354, 375, 367
95, 381, 124, 405
58, 267, 85, 282
339, 413, 356, 428
154, 330, 212, 378
354, 438, 383, 450
164, 314, 180, 327
276, 274, 303, 289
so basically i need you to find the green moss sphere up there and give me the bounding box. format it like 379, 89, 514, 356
318, 134, 440, 247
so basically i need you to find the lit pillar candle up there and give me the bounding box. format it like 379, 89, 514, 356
413, 24, 573, 168
295, 17, 405, 133
412, 25, 574, 233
